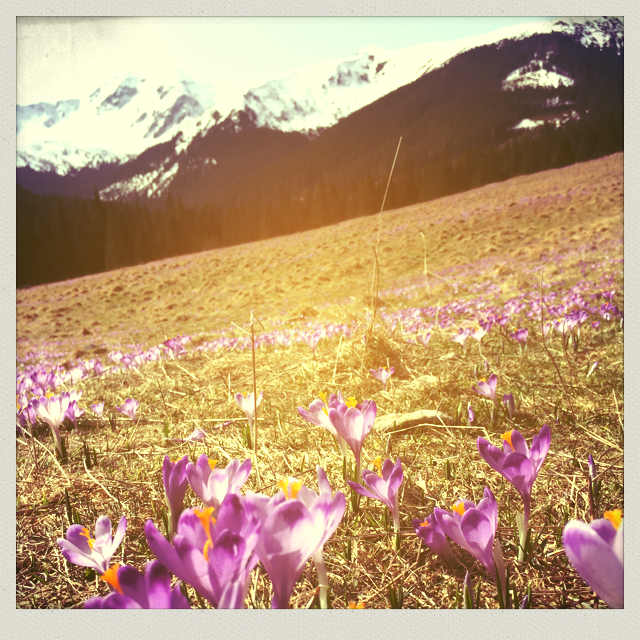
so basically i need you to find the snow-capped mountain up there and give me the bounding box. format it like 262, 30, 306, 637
17, 67, 220, 163
17, 16, 623, 201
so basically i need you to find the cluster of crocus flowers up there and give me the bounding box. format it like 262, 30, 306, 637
58, 515, 127, 575
348, 457, 403, 536
562, 510, 623, 609
84, 561, 190, 609
477, 424, 550, 560
369, 366, 394, 390
146, 493, 261, 609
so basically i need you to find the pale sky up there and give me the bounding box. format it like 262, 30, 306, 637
17, 16, 559, 105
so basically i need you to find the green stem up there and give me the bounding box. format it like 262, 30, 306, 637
313, 549, 329, 609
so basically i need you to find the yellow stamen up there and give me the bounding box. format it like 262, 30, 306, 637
346, 397, 357, 408
45, 391, 54, 398
208, 459, 218, 471
501, 430, 514, 450
278, 479, 303, 500
348, 601, 365, 609
101, 564, 123, 593
373, 456, 383, 476
193, 507, 216, 561
79, 527, 95, 550
193, 507, 216, 538
319, 392, 327, 403
322, 406, 329, 416
604, 510, 622, 530
452, 502, 466, 517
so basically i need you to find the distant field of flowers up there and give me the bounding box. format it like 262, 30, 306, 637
16, 154, 623, 609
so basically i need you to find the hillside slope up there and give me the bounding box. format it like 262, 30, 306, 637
17, 152, 623, 367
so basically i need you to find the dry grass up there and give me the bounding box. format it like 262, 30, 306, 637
16, 153, 623, 609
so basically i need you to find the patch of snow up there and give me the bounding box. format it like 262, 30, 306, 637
99, 161, 179, 200
503, 59, 575, 91
512, 109, 581, 131
17, 141, 135, 176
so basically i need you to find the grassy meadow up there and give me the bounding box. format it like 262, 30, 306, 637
16, 152, 624, 609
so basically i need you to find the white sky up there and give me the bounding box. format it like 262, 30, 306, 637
17, 16, 559, 105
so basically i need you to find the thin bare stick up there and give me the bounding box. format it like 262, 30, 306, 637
363, 137, 402, 369
375, 136, 402, 252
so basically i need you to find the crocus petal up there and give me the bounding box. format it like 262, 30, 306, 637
563, 519, 623, 609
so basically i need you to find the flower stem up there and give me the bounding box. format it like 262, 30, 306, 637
313, 549, 329, 609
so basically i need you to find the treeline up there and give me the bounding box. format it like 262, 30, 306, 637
18, 110, 622, 288
17, 188, 222, 287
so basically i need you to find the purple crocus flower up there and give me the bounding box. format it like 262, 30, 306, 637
509, 328, 529, 344
502, 393, 515, 420
65, 400, 85, 432
33, 393, 71, 459
298, 393, 349, 459
235, 391, 262, 439
247, 473, 345, 609
58, 515, 127, 574
417, 332, 431, 348
90, 401, 104, 417
84, 561, 191, 609
413, 513, 455, 566
163, 455, 190, 539
146, 493, 261, 609
476, 424, 550, 559
170, 427, 207, 443
563, 511, 623, 609
369, 367, 395, 389
186, 455, 252, 513
328, 398, 377, 483
433, 488, 499, 583
348, 457, 403, 533
116, 398, 139, 421
467, 402, 475, 425
472, 373, 498, 402
304, 331, 322, 356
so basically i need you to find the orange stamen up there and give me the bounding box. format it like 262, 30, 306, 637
501, 430, 514, 449
452, 502, 466, 517
101, 564, 123, 593
278, 479, 303, 499
604, 510, 622, 530
79, 527, 95, 550
348, 601, 365, 609
373, 456, 383, 476
208, 459, 218, 471
419, 520, 430, 528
